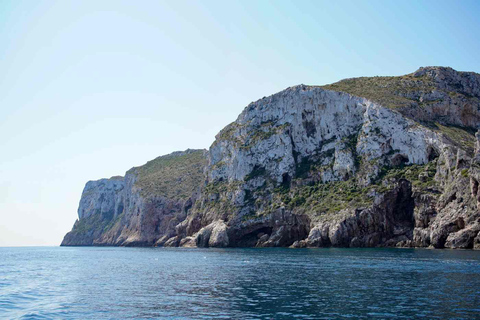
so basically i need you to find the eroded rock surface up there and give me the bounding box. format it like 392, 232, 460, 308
62, 67, 480, 249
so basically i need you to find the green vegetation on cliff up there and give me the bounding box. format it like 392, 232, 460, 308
321, 73, 436, 109
73, 214, 105, 234
238, 161, 439, 223
434, 123, 476, 155
321, 69, 479, 113
287, 180, 373, 215
127, 149, 207, 199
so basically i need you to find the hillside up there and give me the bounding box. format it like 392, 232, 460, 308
62, 67, 480, 249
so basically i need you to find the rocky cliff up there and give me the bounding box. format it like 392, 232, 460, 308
62, 67, 480, 249
61, 149, 207, 246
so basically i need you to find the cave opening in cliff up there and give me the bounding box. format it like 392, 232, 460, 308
471, 178, 479, 199
281, 173, 291, 189
391, 154, 409, 167
427, 146, 439, 161
234, 227, 273, 247
390, 180, 415, 230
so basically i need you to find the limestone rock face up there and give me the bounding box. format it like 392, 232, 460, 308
305, 179, 415, 248
61, 149, 207, 246
62, 66, 480, 249
207, 85, 457, 194
208, 221, 229, 247
323, 66, 480, 129
77, 177, 125, 220
396, 67, 480, 128
180, 220, 230, 248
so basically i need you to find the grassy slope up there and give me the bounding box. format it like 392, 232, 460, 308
321, 73, 436, 109
127, 149, 207, 199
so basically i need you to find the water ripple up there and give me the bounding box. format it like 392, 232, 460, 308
1, 247, 480, 319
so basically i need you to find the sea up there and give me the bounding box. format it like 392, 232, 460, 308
1, 246, 479, 319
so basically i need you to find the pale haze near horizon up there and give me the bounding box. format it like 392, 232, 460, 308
1, 0, 479, 246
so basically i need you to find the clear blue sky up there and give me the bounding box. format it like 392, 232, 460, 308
1, 0, 479, 246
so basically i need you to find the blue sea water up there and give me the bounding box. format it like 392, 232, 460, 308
1, 247, 480, 319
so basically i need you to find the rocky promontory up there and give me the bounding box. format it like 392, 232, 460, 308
62, 67, 480, 249
61, 149, 207, 246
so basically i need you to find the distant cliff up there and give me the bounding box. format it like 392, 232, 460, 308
62, 67, 480, 249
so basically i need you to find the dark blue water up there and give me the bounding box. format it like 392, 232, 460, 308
1, 247, 480, 319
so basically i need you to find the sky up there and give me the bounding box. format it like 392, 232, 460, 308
1, 0, 479, 246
